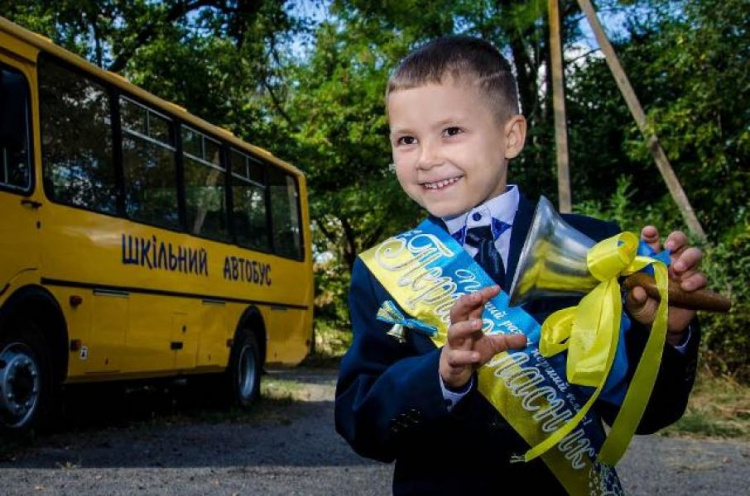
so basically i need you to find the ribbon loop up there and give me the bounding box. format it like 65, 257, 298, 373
586, 232, 638, 281
540, 307, 575, 357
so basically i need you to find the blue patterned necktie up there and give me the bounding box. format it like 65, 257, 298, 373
465, 225, 507, 288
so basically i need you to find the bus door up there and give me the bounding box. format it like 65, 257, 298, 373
0, 57, 41, 290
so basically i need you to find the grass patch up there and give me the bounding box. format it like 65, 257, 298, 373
299, 323, 351, 369
176, 398, 294, 425
661, 370, 750, 440
261, 376, 306, 401
310, 324, 350, 362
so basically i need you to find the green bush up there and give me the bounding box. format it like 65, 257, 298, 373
700, 225, 750, 382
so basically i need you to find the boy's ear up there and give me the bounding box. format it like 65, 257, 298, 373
503, 115, 527, 159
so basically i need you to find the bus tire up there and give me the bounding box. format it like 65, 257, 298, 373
227, 330, 261, 409
0, 318, 55, 438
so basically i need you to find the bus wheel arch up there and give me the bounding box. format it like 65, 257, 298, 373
227, 306, 267, 409
235, 305, 267, 368
0, 286, 68, 436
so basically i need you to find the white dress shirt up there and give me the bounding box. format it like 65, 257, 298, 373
442, 185, 519, 269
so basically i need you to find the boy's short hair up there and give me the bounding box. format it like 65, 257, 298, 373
387, 36, 520, 121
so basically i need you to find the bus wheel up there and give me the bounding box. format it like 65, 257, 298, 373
0, 320, 53, 437
229, 330, 261, 409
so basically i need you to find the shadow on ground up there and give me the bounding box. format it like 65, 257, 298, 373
0, 368, 372, 470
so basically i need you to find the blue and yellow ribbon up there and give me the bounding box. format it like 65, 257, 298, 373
377, 300, 438, 342
534, 232, 669, 465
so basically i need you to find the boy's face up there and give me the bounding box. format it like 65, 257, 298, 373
388, 81, 525, 218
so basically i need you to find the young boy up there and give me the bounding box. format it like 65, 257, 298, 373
335, 36, 703, 495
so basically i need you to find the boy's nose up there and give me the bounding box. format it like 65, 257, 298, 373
417, 142, 442, 170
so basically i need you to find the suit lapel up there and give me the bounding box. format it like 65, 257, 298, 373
427, 214, 448, 233
506, 193, 535, 290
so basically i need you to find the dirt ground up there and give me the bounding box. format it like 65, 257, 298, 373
0, 367, 748, 495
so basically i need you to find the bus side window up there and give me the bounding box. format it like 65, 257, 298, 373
38, 56, 117, 213
0, 65, 32, 191
182, 127, 230, 241
268, 167, 302, 260
120, 97, 180, 229
230, 149, 270, 252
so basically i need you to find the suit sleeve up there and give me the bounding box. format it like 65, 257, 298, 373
606, 317, 700, 433
334, 257, 453, 462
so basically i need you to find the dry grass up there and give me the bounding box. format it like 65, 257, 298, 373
661, 368, 750, 440
260, 376, 307, 401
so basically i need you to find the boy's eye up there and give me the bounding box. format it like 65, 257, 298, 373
396, 136, 417, 146
443, 127, 462, 137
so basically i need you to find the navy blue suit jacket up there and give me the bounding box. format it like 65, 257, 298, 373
335, 195, 699, 495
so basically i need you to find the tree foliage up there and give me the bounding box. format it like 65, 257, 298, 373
2, 0, 747, 376
280, 17, 422, 271
0, 0, 304, 133
566, 0, 750, 238
563, 0, 749, 379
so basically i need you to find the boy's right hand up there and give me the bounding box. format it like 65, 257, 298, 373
439, 286, 528, 390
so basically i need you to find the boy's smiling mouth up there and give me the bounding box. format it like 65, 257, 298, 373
422, 176, 462, 190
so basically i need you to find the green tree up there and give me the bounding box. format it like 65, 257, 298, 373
1, 0, 304, 137
565, 0, 749, 239
280, 17, 422, 271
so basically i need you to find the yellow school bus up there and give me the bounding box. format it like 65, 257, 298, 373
0, 17, 313, 435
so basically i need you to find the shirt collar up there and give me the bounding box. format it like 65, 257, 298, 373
443, 185, 519, 241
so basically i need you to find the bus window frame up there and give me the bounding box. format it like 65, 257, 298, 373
37, 53, 119, 216
119, 93, 182, 231
0, 59, 35, 197
181, 124, 231, 242
266, 166, 305, 262
291, 174, 305, 262
120, 96, 177, 153
229, 147, 272, 256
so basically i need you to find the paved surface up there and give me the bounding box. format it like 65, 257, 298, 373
0, 367, 747, 495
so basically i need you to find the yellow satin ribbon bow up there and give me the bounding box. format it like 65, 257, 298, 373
524, 232, 669, 466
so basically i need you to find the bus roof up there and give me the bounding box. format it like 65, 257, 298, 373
0, 16, 304, 178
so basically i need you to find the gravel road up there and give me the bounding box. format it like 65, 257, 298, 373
1, 367, 748, 495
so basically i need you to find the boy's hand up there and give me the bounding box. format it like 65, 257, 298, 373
626, 226, 707, 345
439, 286, 527, 390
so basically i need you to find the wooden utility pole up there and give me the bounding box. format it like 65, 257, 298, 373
575, 0, 706, 240
549, 0, 572, 213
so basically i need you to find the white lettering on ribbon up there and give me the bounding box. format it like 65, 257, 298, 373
487, 352, 588, 469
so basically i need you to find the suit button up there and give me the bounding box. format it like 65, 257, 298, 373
488, 417, 506, 432
389, 418, 401, 435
